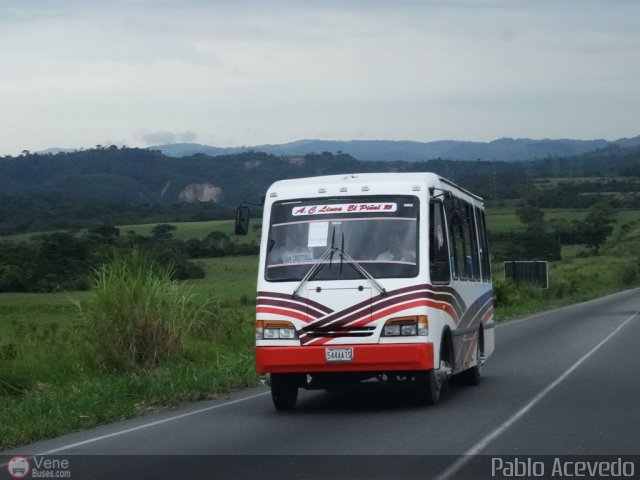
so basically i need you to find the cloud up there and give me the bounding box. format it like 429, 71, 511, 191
1, 0, 639, 155
139, 130, 198, 145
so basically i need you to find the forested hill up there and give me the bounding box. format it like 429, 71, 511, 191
153, 136, 640, 162
1, 144, 639, 235
1, 147, 530, 206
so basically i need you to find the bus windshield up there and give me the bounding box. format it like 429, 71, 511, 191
265, 196, 419, 281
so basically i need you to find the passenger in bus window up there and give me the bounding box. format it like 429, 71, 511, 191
376, 232, 416, 262
466, 255, 474, 278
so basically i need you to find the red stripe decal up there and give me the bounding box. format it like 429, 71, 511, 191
372, 299, 441, 323
256, 298, 325, 318
308, 299, 449, 346
258, 291, 333, 314
481, 307, 494, 324
462, 333, 479, 368
256, 307, 311, 323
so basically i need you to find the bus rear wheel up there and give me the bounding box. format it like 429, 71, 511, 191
462, 336, 482, 386
270, 373, 299, 411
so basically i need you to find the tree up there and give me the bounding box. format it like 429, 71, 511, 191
518, 229, 561, 261
151, 223, 177, 241
515, 205, 545, 228
88, 224, 120, 238
580, 202, 617, 255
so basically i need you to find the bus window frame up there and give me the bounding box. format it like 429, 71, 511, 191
429, 199, 452, 285
264, 195, 421, 282
444, 196, 466, 281
465, 202, 481, 281
475, 206, 491, 282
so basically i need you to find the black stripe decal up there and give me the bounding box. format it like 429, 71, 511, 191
256, 298, 326, 319
257, 291, 334, 314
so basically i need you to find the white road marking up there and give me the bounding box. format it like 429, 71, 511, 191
0, 390, 269, 462
497, 287, 639, 328
436, 311, 638, 480
39, 391, 270, 455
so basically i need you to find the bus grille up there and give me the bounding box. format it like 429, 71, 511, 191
305, 326, 375, 338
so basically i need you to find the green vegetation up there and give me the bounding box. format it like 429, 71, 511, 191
1, 141, 639, 448
486, 208, 640, 234
0, 192, 237, 237
0, 253, 258, 450
493, 255, 640, 319
492, 215, 640, 318
185, 256, 259, 303
1, 219, 262, 245
119, 219, 261, 243
489, 202, 622, 262
2, 144, 640, 237
0, 223, 259, 293
81, 250, 209, 370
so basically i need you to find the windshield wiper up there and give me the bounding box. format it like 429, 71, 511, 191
328, 227, 336, 270
293, 227, 339, 298
292, 245, 336, 299
292, 229, 387, 298
339, 232, 344, 275
337, 245, 387, 297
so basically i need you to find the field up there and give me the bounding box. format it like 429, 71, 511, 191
0, 219, 263, 244
4, 207, 639, 241
0, 256, 258, 334
119, 219, 262, 243
1, 207, 639, 449
185, 256, 258, 301
532, 176, 640, 189
486, 208, 640, 234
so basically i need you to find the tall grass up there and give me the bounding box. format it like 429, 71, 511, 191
1, 254, 259, 449
79, 250, 212, 370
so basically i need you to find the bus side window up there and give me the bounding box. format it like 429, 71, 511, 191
460, 202, 474, 280
444, 197, 464, 280
429, 201, 451, 284
466, 203, 481, 281
476, 207, 492, 281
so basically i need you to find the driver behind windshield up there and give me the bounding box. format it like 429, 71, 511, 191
376, 231, 416, 263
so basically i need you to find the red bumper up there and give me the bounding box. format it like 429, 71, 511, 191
256, 343, 434, 374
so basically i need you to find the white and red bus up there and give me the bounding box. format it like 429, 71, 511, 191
236, 172, 495, 410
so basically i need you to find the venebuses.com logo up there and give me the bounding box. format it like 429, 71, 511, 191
6, 457, 30, 479
6, 456, 72, 479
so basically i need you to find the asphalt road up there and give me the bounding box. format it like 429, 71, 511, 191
2, 288, 639, 479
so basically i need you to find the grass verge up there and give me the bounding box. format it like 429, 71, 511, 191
0, 254, 259, 451
1, 344, 257, 449
493, 254, 640, 320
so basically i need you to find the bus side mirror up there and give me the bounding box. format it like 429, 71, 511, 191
235, 206, 250, 235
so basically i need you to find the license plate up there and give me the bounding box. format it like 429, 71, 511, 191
325, 347, 354, 363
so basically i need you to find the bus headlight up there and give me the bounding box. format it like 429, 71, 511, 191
256, 320, 298, 340
401, 324, 418, 336
383, 324, 401, 336
382, 316, 428, 337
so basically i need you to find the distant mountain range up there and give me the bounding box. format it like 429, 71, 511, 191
150, 136, 640, 162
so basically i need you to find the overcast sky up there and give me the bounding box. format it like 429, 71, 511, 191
1, 0, 639, 156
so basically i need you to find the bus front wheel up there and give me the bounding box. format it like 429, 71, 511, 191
415, 368, 441, 406
270, 373, 299, 411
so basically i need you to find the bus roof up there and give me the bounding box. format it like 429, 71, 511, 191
267, 172, 483, 203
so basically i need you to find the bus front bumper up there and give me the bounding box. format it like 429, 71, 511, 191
256, 343, 434, 374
